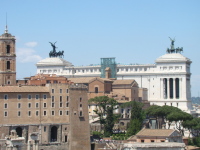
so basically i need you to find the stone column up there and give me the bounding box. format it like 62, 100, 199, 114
173, 78, 176, 99
35, 141, 39, 150
27, 141, 31, 150
33, 141, 36, 150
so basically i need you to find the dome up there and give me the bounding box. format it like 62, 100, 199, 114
36, 57, 73, 67
155, 53, 191, 63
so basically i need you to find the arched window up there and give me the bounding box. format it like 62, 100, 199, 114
6, 45, 10, 54
16, 127, 23, 137
7, 61, 10, 70
95, 87, 98, 93
51, 126, 58, 142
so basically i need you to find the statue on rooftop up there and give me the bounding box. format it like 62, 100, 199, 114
49, 42, 57, 53
49, 42, 64, 58
169, 37, 175, 50
166, 37, 183, 54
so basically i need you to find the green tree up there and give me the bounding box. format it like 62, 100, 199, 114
166, 111, 192, 136
89, 96, 119, 137
122, 101, 145, 136
145, 105, 182, 129
182, 118, 200, 137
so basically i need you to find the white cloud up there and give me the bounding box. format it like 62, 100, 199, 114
25, 42, 38, 47
17, 48, 42, 63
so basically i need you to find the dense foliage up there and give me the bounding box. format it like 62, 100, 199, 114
121, 101, 145, 136
89, 96, 119, 137
145, 105, 193, 136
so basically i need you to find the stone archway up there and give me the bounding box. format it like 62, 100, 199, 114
51, 126, 58, 142
16, 127, 23, 137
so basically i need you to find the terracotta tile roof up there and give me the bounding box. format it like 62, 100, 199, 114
69, 77, 113, 84
136, 129, 175, 137
112, 80, 136, 85
68, 77, 95, 83
0, 86, 49, 93
89, 77, 113, 83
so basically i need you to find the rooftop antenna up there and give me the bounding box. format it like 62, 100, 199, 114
5, 13, 8, 33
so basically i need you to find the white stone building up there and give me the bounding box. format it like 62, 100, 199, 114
36, 45, 193, 112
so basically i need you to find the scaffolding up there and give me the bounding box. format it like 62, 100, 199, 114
100, 57, 116, 78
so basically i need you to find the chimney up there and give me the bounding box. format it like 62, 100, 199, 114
105, 67, 111, 79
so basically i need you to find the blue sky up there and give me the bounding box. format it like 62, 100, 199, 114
0, 0, 199, 96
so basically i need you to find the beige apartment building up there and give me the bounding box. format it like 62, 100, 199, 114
0, 83, 90, 150
0, 27, 91, 150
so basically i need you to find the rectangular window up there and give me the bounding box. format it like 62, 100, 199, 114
52, 103, 54, 108
18, 95, 21, 100
60, 97, 62, 107
6, 45, 10, 54
66, 96, 69, 101
65, 135, 67, 142
80, 104, 82, 107
43, 103, 47, 108
66, 111, 69, 115
4, 111, 7, 117
4, 103, 7, 109
60, 89, 62, 93
66, 89, 68, 93
60, 110, 62, 115
79, 111, 83, 117
28, 94, 32, 100
141, 140, 144, 143
4, 94, 8, 100
36, 111, 39, 116
44, 126, 46, 132
35, 95, 39, 100
18, 111, 21, 117
18, 103, 21, 108
52, 96, 54, 101
28, 103, 31, 108
66, 102, 69, 107
44, 111, 47, 116
52, 111, 55, 116
151, 140, 155, 143
28, 111, 31, 116
52, 89, 54, 93
36, 103, 39, 108
43, 95, 47, 99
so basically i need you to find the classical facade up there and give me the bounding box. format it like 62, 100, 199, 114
36, 41, 193, 112
0, 26, 16, 85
